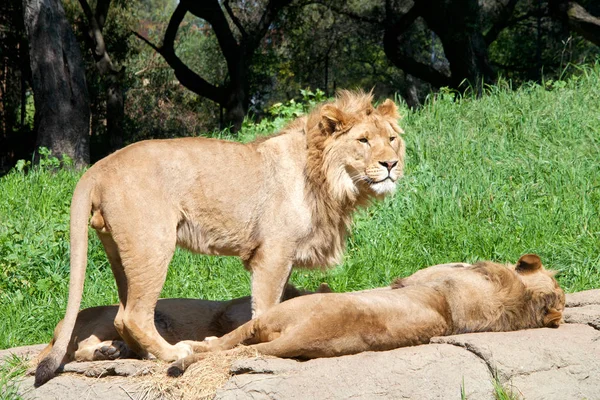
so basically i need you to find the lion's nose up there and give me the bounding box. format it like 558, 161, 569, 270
379, 161, 398, 171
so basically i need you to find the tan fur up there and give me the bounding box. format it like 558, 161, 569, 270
35, 283, 332, 365
170, 254, 565, 374
35, 91, 405, 386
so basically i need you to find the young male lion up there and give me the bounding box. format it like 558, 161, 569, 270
36, 283, 331, 366
36, 91, 405, 386
169, 254, 565, 375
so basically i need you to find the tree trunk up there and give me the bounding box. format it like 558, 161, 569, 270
403, 74, 422, 109
106, 74, 123, 151
224, 93, 246, 133
421, 0, 494, 91
223, 56, 248, 132
549, 1, 600, 46
382, 0, 493, 91
23, 0, 90, 167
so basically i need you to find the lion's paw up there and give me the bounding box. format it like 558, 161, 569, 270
167, 359, 186, 377
178, 340, 209, 353
173, 341, 193, 359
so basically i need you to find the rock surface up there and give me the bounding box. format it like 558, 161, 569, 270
216, 344, 494, 400
6, 289, 600, 400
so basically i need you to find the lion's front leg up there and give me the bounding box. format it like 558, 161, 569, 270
247, 246, 293, 317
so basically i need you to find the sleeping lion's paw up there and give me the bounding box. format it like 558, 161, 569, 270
93, 340, 132, 360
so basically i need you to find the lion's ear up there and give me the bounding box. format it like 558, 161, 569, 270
515, 254, 543, 274
543, 308, 563, 328
377, 99, 400, 120
320, 104, 350, 135
317, 283, 332, 293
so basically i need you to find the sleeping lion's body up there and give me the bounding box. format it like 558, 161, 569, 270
171, 254, 565, 373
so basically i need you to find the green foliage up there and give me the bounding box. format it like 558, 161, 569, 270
119, 3, 224, 144
275, 2, 409, 101
1, 69, 599, 351
487, 0, 600, 83
238, 89, 327, 141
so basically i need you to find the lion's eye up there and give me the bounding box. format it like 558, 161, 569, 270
390, 136, 396, 142
359, 138, 369, 144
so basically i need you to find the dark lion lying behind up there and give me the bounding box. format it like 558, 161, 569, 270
170, 254, 565, 374
36, 283, 331, 366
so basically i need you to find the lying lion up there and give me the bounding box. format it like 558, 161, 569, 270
36, 283, 331, 366
169, 254, 565, 375
36, 90, 406, 386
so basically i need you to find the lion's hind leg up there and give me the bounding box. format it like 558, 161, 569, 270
97, 233, 144, 357
97, 215, 192, 363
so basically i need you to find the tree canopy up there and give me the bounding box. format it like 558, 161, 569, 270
0, 0, 598, 171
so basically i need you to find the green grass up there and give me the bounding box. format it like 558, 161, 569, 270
493, 378, 521, 400
0, 355, 28, 400
460, 375, 522, 400
1, 67, 599, 350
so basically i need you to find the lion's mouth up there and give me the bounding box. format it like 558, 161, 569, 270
365, 175, 395, 185
365, 176, 397, 195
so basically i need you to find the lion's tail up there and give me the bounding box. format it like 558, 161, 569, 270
35, 176, 94, 387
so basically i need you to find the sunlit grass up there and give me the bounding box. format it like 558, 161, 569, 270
1, 66, 599, 350
0, 354, 28, 400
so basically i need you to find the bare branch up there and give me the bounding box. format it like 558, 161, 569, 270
183, 0, 240, 68
484, 0, 519, 45
132, 3, 226, 105
94, 0, 111, 31
549, 1, 600, 46
224, 0, 248, 38
131, 30, 160, 53
382, 2, 452, 88
77, 0, 117, 75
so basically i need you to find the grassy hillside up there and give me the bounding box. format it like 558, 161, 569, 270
1, 69, 599, 349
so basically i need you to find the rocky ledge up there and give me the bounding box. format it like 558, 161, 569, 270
3, 289, 599, 400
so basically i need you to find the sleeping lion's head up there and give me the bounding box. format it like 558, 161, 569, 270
305, 91, 406, 201
514, 254, 566, 328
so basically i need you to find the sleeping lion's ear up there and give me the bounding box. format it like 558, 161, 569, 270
320, 104, 350, 135
515, 254, 543, 274
543, 308, 563, 328
377, 99, 400, 119
317, 283, 332, 293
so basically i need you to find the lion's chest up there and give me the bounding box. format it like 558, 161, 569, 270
292, 224, 347, 269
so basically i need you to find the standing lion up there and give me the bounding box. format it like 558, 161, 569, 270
35, 91, 405, 386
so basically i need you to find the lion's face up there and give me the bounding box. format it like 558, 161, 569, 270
314, 97, 406, 200
342, 118, 405, 196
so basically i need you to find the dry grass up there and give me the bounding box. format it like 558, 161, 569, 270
132, 347, 262, 400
